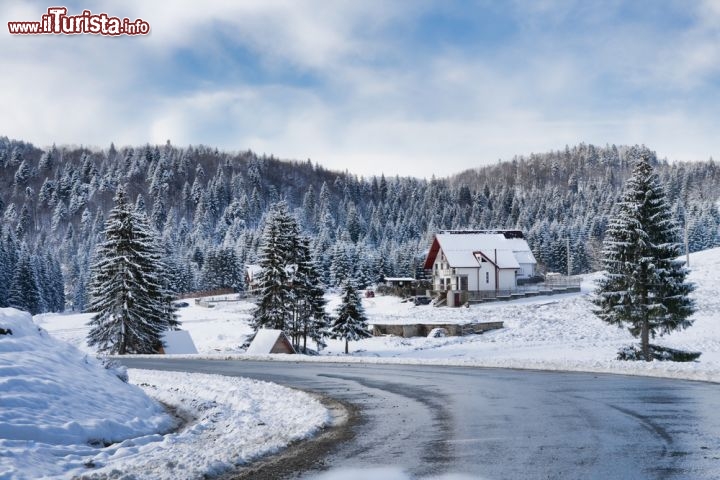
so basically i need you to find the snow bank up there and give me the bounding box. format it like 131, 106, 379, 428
0, 308, 173, 479
84, 370, 329, 479
0, 308, 328, 478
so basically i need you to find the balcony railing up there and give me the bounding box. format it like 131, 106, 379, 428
430, 277, 583, 299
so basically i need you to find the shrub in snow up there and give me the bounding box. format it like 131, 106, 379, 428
97, 356, 129, 382
427, 328, 447, 338
617, 344, 701, 362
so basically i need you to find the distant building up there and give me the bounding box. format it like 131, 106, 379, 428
383, 277, 416, 288
245, 265, 263, 292
423, 230, 537, 294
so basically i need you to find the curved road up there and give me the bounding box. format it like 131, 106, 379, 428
119, 358, 720, 479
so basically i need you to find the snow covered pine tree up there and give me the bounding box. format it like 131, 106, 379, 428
292, 236, 329, 352
252, 202, 296, 332
594, 155, 695, 361
332, 280, 371, 354
87, 186, 178, 354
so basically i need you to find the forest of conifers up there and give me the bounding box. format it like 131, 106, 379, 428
0, 137, 718, 313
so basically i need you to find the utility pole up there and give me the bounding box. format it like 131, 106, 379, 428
684, 223, 690, 267
566, 237, 571, 277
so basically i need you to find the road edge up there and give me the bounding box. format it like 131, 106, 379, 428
216, 391, 360, 480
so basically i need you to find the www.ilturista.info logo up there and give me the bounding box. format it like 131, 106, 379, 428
8, 7, 150, 36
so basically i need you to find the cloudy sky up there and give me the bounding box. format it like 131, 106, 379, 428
2, 1, 719, 177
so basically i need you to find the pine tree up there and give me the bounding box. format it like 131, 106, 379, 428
0, 236, 10, 308
47, 253, 65, 312
331, 281, 371, 354
594, 156, 695, 361
252, 202, 295, 331
86, 186, 178, 354
291, 237, 328, 351
8, 244, 42, 315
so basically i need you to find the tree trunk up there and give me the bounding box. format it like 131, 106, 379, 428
640, 281, 651, 362
641, 317, 650, 361
345, 338, 349, 354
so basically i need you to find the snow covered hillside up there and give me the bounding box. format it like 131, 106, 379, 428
0, 308, 328, 479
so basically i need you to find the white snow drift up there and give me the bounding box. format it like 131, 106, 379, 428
0, 309, 327, 479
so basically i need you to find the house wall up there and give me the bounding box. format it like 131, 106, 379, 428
517, 262, 535, 278
270, 339, 295, 354
454, 267, 477, 291
498, 270, 517, 290
431, 247, 520, 292
432, 250, 451, 291
471, 266, 517, 291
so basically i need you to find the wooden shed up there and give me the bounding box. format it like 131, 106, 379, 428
246, 329, 296, 355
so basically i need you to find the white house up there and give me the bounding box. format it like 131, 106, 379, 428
422, 230, 537, 294
245, 264, 263, 292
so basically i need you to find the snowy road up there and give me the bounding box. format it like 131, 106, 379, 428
118, 359, 720, 479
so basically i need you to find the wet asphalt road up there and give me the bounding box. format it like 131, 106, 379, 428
118, 358, 720, 479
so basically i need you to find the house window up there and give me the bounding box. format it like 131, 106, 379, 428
486, 272, 489, 284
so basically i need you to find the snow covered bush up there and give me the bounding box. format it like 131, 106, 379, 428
617, 344, 701, 362
97, 356, 129, 382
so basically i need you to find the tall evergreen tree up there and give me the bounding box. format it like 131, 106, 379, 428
331, 280, 371, 354
0, 236, 10, 308
8, 243, 42, 315
86, 186, 178, 354
252, 202, 295, 331
594, 156, 695, 360
291, 237, 329, 351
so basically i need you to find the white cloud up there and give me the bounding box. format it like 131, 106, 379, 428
0, 1, 718, 177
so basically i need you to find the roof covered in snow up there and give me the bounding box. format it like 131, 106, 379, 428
161, 330, 198, 354
423, 231, 537, 269
246, 329, 296, 354
245, 264, 263, 281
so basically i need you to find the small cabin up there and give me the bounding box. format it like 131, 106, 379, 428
246, 329, 296, 355
158, 330, 198, 354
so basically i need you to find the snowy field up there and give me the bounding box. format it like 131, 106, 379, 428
0, 309, 328, 479
12, 247, 719, 478
35, 247, 720, 385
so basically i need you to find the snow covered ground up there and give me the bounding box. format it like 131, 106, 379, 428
0, 309, 327, 479
36, 247, 720, 385
5, 248, 719, 477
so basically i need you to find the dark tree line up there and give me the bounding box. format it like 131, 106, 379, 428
0, 231, 64, 314
0, 136, 718, 311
